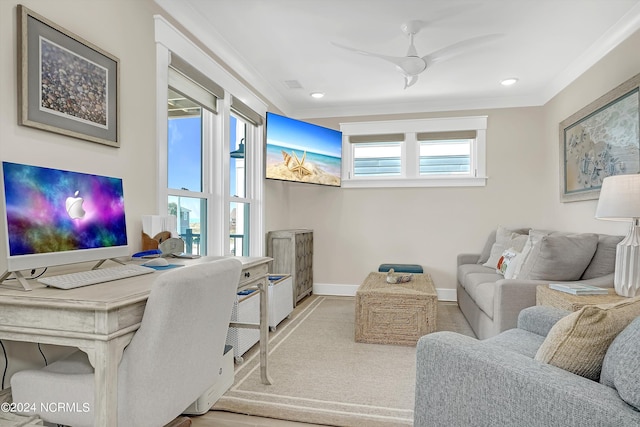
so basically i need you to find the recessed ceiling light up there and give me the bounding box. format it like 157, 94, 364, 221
310, 92, 325, 99
501, 78, 518, 86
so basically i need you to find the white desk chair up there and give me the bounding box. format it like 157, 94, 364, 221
11, 258, 242, 427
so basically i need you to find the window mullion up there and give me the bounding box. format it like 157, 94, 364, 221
404, 133, 417, 178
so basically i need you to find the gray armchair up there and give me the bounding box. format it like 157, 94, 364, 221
414, 306, 640, 427
11, 258, 242, 427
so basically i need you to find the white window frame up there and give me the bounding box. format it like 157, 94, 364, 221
154, 16, 266, 256
340, 116, 487, 188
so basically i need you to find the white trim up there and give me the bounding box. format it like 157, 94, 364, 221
155, 44, 170, 216
341, 116, 487, 188
340, 116, 487, 135
313, 283, 360, 297
341, 177, 487, 189
313, 283, 457, 302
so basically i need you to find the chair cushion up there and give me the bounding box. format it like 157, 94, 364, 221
534, 297, 640, 380
600, 316, 640, 410
483, 328, 545, 358
581, 234, 624, 279
517, 233, 599, 281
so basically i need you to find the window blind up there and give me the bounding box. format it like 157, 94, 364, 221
169, 53, 223, 113
231, 96, 264, 126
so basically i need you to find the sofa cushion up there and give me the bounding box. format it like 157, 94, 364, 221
481, 226, 528, 268
511, 229, 551, 279
535, 298, 640, 381
477, 229, 497, 265
581, 234, 624, 280
462, 274, 499, 318
457, 264, 496, 286
601, 316, 640, 410
517, 233, 599, 281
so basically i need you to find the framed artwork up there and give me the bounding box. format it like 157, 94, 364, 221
17, 5, 120, 147
560, 72, 640, 202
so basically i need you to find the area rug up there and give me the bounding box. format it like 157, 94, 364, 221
212, 295, 474, 427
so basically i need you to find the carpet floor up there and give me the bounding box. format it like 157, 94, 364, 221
212, 295, 474, 427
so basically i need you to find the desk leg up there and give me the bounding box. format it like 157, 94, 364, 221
91, 341, 118, 427
257, 279, 273, 385
82, 336, 131, 427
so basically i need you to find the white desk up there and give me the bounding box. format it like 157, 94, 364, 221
0, 256, 272, 427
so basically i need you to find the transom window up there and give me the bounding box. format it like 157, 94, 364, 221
341, 117, 487, 188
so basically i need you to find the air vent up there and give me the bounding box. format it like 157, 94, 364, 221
283, 80, 304, 89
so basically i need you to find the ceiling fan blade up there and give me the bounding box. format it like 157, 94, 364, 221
404, 75, 419, 89
332, 42, 405, 67
422, 34, 503, 66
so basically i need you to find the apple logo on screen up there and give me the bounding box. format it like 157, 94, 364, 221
65, 191, 86, 219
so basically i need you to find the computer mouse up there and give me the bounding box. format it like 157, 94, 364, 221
143, 257, 169, 267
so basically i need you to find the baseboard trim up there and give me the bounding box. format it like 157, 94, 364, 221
313, 283, 457, 302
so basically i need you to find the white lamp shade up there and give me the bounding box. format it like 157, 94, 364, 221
595, 174, 640, 220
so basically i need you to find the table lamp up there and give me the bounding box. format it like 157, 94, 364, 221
595, 174, 640, 297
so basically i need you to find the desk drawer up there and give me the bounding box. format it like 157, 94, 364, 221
239, 263, 268, 287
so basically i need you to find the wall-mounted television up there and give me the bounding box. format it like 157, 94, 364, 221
1, 162, 129, 278
265, 112, 342, 187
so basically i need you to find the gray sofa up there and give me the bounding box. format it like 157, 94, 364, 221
414, 306, 640, 427
457, 227, 622, 339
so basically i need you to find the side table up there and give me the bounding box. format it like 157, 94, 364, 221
536, 285, 627, 311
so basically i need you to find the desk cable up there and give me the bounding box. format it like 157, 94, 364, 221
0, 341, 48, 390
1, 341, 6, 389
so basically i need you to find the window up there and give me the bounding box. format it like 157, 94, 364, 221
166, 72, 213, 255
155, 18, 267, 257
353, 143, 402, 176
341, 117, 487, 188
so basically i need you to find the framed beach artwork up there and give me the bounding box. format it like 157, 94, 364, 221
560, 72, 640, 202
17, 5, 120, 147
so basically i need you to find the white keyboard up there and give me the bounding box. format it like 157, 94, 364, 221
38, 264, 156, 289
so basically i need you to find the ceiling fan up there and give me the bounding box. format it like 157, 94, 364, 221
332, 20, 501, 89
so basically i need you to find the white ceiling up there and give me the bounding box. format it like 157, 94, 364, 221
155, 0, 640, 119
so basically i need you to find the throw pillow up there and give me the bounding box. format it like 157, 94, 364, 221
600, 317, 640, 410
581, 234, 624, 280
534, 298, 640, 381
517, 233, 599, 281
482, 226, 528, 269
510, 230, 551, 279
496, 248, 518, 277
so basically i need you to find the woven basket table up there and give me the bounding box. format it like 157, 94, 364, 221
355, 272, 437, 345
536, 285, 626, 311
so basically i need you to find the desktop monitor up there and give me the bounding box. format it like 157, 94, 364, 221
1, 161, 129, 274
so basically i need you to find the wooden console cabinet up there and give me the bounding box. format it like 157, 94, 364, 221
266, 229, 313, 306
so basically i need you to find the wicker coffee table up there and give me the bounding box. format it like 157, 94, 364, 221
355, 272, 437, 345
